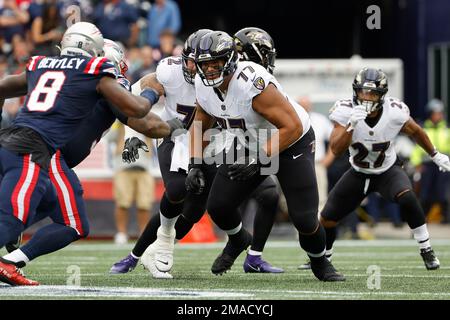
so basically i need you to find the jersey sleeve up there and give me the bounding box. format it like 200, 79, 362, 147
329, 100, 353, 127
116, 76, 131, 91
389, 98, 410, 126
241, 63, 275, 100
156, 57, 181, 87
83, 57, 118, 78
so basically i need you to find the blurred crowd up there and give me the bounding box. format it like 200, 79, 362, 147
0, 0, 183, 126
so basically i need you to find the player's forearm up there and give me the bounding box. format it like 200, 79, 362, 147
330, 127, 353, 156
411, 128, 436, 156
264, 126, 301, 157
127, 112, 170, 138
0, 73, 27, 98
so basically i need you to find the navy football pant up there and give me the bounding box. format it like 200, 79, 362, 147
0, 147, 50, 247
20, 151, 89, 261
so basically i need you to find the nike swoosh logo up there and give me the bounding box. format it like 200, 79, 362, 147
156, 260, 169, 265
247, 264, 261, 272
248, 158, 256, 166
293, 153, 303, 160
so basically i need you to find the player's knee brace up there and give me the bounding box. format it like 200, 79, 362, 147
396, 190, 426, 229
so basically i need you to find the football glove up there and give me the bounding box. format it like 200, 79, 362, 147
185, 158, 206, 194
347, 105, 368, 132
122, 137, 149, 163
431, 151, 450, 172
167, 118, 185, 137
228, 154, 261, 181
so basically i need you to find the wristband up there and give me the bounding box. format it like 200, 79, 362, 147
140, 88, 160, 105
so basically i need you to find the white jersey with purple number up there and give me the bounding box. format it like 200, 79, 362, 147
329, 97, 410, 174
195, 61, 310, 153
131, 56, 196, 172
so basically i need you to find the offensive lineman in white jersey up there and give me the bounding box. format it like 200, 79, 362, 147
320, 68, 450, 270
187, 31, 345, 281
110, 29, 283, 277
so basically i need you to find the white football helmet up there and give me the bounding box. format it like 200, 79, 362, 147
103, 39, 128, 75
60, 22, 104, 58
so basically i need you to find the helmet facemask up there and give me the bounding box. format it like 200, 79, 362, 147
354, 87, 385, 114
182, 53, 196, 84
196, 51, 237, 87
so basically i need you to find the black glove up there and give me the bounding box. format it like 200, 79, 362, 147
228, 154, 262, 181
122, 137, 149, 163
185, 158, 206, 195
167, 118, 185, 136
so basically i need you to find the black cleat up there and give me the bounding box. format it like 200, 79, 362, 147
310, 257, 345, 282
420, 248, 440, 270
5, 233, 23, 254
211, 230, 252, 275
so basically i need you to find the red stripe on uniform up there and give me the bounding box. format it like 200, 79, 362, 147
21, 163, 40, 223
93, 57, 108, 75
49, 156, 71, 227
83, 57, 96, 74
55, 151, 83, 235
11, 155, 31, 219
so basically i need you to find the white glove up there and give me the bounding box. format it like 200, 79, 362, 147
431, 151, 450, 172
347, 105, 368, 132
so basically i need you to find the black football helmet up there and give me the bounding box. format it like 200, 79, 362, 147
195, 31, 238, 87
181, 29, 213, 84
352, 68, 388, 113
234, 27, 276, 74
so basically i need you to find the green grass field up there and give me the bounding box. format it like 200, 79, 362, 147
1, 239, 450, 300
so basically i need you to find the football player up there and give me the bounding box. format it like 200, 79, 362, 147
0, 23, 166, 285
186, 31, 344, 281
318, 68, 449, 270
110, 28, 284, 277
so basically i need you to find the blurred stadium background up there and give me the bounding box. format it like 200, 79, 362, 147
1, 0, 450, 243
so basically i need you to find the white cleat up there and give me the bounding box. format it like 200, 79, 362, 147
153, 226, 176, 272
141, 244, 173, 279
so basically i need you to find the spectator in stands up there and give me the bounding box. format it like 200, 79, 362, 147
93, 0, 139, 48
7, 35, 30, 74
410, 98, 450, 223
129, 45, 156, 83
112, 124, 155, 245
30, 0, 64, 56
0, 0, 30, 51
151, 29, 182, 63
146, 0, 181, 48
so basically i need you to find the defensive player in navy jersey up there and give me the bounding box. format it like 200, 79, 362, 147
0, 38, 181, 286
0, 22, 160, 285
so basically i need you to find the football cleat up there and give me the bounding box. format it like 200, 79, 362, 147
243, 254, 284, 273
153, 226, 176, 273
109, 254, 138, 274
420, 248, 440, 270
298, 254, 331, 270
310, 257, 345, 282
141, 244, 173, 279
5, 233, 23, 254
0, 258, 39, 286
211, 230, 252, 275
